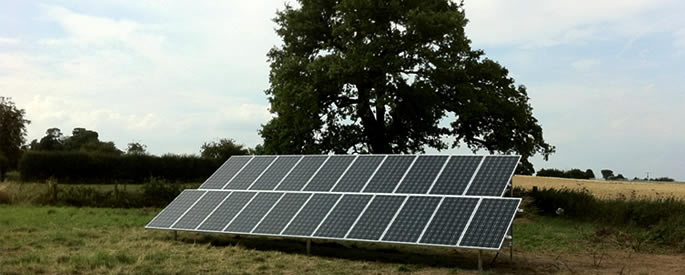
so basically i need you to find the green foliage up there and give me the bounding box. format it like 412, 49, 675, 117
18, 151, 218, 183
0, 153, 8, 182
525, 188, 685, 250
261, 0, 554, 171
200, 138, 249, 162
126, 142, 148, 155
537, 168, 595, 179
0, 97, 30, 169
600, 169, 614, 180
141, 178, 184, 207
29, 127, 123, 154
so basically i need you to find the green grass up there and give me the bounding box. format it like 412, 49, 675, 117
0, 205, 475, 274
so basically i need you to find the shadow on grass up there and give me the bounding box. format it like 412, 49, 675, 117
167, 230, 509, 270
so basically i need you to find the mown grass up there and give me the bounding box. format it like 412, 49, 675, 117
0, 204, 614, 274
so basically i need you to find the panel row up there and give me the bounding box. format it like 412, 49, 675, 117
198, 155, 520, 197
147, 190, 521, 250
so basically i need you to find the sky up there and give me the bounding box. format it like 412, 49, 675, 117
1, 1, 684, 180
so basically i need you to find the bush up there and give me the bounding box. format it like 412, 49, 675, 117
141, 178, 184, 207
524, 188, 685, 250
536, 168, 594, 179
18, 151, 220, 183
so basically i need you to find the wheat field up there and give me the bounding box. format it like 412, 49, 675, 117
513, 175, 685, 200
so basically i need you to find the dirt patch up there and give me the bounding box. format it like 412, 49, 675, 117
487, 249, 685, 274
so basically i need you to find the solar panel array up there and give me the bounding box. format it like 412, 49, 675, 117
148, 154, 521, 250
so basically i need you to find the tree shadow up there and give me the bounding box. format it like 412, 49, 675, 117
169, 231, 501, 270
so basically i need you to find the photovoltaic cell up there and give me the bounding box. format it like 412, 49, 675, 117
429, 156, 482, 195
382, 197, 441, 243
197, 192, 256, 231
420, 197, 479, 245
332, 155, 384, 192
347, 195, 405, 240
282, 194, 340, 236
172, 191, 230, 230
304, 155, 355, 191
459, 198, 520, 249
149, 154, 523, 252
253, 193, 311, 234
225, 192, 283, 233
199, 156, 252, 189
250, 156, 301, 190
394, 155, 448, 194
147, 190, 204, 228
466, 156, 519, 196
314, 194, 372, 238
224, 156, 276, 190
363, 155, 415, 193
277, 156, 327, 191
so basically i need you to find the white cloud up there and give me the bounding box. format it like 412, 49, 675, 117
0, 37, 20, 45
571, 58, 600, 71
674, 29, 685, 50
463, 0, 682, 47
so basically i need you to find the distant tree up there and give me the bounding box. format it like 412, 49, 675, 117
585, 169, 595, 179
611, 174, 626, 181
30, 128, 64, 151
652, 177, 675, 182
0, 153, 8, 181
248, 144, 266, 155
63, 128, 122, 154
601, 169, 614, 180
126, 142, 148, 155
201, 138, 249, 162
261, 0, 555, 173
0, 97, 30, 173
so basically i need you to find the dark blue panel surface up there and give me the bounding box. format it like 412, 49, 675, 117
429, 156, 482, 195
199, 156, 251, 189
250, 156, 301, 190
395, 156, 448, 194
277, 156, 328, 191
224, 156, 276, 190
332, 155, 384, 192
363, 155, 415, 193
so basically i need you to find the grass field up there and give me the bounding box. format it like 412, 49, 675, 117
2, 205, 685, 274
514, 175, 685, 200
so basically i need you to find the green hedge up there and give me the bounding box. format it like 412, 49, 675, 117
18, 151, 220, 183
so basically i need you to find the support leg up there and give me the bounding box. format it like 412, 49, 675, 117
173, 231, 178, 241
478, 250, 483, 272
306, 239, 311, 255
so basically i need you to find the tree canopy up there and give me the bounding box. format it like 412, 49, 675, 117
0, 97, 30, 170
200, 138, 249, 162
29, 127, 122, 154
260, 0, 554, 173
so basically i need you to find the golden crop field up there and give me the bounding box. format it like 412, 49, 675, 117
514, 175, 685, 200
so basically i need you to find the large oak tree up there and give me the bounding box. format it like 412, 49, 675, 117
260, 0, 554, 173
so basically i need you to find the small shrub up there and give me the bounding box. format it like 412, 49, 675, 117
141, 178, 183, 207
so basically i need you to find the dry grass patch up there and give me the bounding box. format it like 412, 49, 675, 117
514, 175, 685, 200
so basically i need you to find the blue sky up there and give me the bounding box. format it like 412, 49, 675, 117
2, 1, 684, 180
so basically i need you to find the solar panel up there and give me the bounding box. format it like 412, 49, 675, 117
196, 191, 255, 231
250, 156, 301, 190
332, 155, 384, 192
147, 190, 204, 228
199, 156, 252, 189
276, 156, 328, 191
304, 155, 356, 191
172, 191, 230, 230
314, 194, 372, 238
282, 193, 340, 236
363, 155, 415, 193
429, 156, 483, 195
346, 195, 406, 240
459, 198, 520, 249
465, 156, 520, 196
382, 196, 441, 243
253, 193, 311, 234
395, 155, 448, 194
419, 197, 479, 245
224, 156, 276, 189
150, 154, 522, 253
